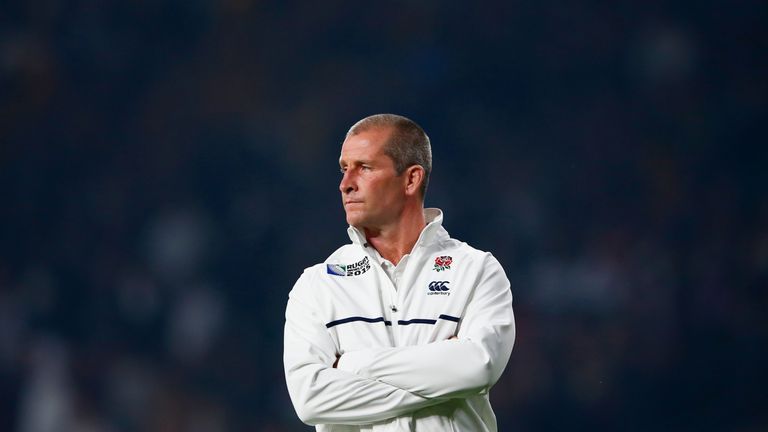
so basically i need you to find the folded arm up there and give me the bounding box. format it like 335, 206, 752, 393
336, 254, 515, 399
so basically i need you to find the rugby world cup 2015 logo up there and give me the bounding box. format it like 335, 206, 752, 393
327, 256, 371, 277
433, 255, 452, 272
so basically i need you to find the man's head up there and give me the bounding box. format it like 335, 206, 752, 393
347, 114, 432, 198
339, 114, 432, 229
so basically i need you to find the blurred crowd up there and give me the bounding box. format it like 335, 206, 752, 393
1, 1, 766, 431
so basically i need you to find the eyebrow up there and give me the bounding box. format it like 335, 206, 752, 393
339, 158, 372, 167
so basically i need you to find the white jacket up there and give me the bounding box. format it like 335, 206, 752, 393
284, 209, 515, 431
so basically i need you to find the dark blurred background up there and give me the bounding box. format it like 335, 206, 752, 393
1, 1, 766, 431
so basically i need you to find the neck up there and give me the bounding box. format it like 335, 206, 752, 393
364, 204, 426, 265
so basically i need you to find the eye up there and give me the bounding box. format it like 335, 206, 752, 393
339, 166, 347, 174
361, 165, 372, 171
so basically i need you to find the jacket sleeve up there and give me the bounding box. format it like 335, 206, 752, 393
284, 270, 447, 426
336, 254, 515, 399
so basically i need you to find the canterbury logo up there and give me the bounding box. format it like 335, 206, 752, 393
427, 281, 450, 295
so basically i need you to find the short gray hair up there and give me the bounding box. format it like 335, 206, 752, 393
346, 114, 432, 199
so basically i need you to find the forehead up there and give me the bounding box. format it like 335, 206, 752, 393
339, 127, 392, 162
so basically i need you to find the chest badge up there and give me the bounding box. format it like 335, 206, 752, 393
327, 256, 371, 277
433, 255, 453, 272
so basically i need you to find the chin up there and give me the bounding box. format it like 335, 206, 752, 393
345, 211, 370, 228
345, 213, 361, 227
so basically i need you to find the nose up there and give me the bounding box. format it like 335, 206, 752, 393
339, 170, 356, 195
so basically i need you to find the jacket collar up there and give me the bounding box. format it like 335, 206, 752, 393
347, 208, 446, 250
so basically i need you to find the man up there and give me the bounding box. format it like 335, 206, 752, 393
284, 114, 515, 431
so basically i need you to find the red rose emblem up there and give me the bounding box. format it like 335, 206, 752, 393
433, 256, 453, 271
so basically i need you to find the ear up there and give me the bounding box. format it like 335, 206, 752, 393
403, 165, 425, 197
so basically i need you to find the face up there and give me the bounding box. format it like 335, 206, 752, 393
339, 128, 407, 229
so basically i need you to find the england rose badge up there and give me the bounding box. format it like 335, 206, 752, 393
433, 255, 452, 272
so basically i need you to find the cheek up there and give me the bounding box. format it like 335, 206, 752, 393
362, 175, 402, 206
381, 180, 404, 204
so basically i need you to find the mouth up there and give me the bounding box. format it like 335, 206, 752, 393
344, 200, 363, 206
